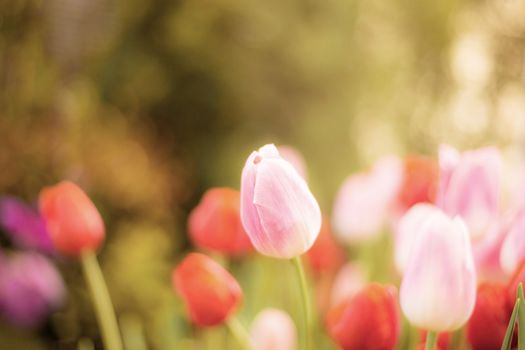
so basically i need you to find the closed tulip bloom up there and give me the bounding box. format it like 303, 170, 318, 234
277, 145, 307, 180
332, 156, 403, 244
172, 253, 242, 327
39, 181, 105, 256
398, 156, 439, 209
466, 283, 511, 350
326, 283, 400, 350
306, 218, 346, 274
250, 308, 297, 350
0, 197, 53, 253
240, 144, 321, 258
0, 252, 65, 327
400, 210, 476, 332
189, 188, 253, 256
437, 144, 501, 240
500, 209, 525, 275
394, 203, 440, 274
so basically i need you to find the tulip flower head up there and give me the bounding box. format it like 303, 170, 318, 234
326, 283, 400, 350
250, 308, 297, 350
0, 252, 65, 327
398, 156, 439, 209
0, 197, 53, 253
188, 188, 253, 256
332, 156, 403, 244
172, 253, 242, 327
240, 144, 321, 258
400, 210, 476, 332
466, 283, 511, 350
39, 181, 105, 256
437, 144, 501, 241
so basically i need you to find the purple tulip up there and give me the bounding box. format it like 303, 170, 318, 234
0, 197, 54, 253
0, 252, 65, 327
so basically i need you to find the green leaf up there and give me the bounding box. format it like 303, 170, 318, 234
501, 297, 520, 350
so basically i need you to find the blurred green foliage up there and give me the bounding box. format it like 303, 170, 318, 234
0, 0, 524, 348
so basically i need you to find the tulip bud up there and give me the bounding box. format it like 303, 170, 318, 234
39, 181, 105, 256
188, 188, 253, 256
332, 156, 402, 244
172, 253, 242, 327
250, 308, 297, 350
277, 145, 307, 180
466, 283, 512, 350
306, 218, 346, 274
394, 203, 440, 274
0, 252, 65, 327
326, 283, 400, 350
400, 211, 476, 332
437, 144, 501, 241
398, 156, 439, 209
240, 144, 321, 258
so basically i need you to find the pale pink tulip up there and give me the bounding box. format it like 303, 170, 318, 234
250, 308, 297, 350
240, 144, 321, 258
332, 156, 403, 244
394, 203, 441, 274
500, 209, 525, 274
437, 144, 501, 241
277, 145, 307, 179
330, 262, 367, 307
400, 211, 476, 332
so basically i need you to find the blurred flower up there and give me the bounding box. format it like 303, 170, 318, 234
326, 283, 400, 350
332, 156, 402, 244
0, 252, 65, 327
466, 282, 511, 350
188, 188, 253, 256
437, 144, 501, 241
500, 209, 525, 275
398, 156, 439, 210
240, 144, 321, 258
306, 218, 345, 274
172, 253, 242, 327
329, 262, 367, 308
0, 197, 53, 253
250, 308, 297, 350
277, 145, 307, 179
394, 203, 440, 274
420, 331, 451, 350
39, 181, 105, 256
400, 210, 476, 332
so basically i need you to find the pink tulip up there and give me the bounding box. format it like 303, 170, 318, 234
394, 203, 441, 274
437, 144, 501, 241
250, 308, 297, 350
500, 208, 525, 275
332, 156, 403, 244
240, 144, 321, 258
330, 262, 367, 307
277, 145, 307, 179
400, 210, 476, 332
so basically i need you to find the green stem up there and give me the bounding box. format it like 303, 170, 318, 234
226, 316, 251, 349
518, 283, 525, 350
81, 250, 123, 350
425, 331, 437, 350
502, 297, 520, 350
292, 256, 312, 350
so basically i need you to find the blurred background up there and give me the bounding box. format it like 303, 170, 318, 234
0, 0, 525, 348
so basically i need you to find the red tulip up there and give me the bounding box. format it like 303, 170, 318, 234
189, 188, 253, 256
172, 253, 242, 327
326, 283, 400, 350
398, 156, 439, 209
420, 331, 451, 350
306, 218, 346, 274
466, 282, 512, 350
39, 181, 105, 256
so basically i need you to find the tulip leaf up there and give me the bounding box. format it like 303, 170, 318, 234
518, 283, 525, 350
501, 297, 520, 350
